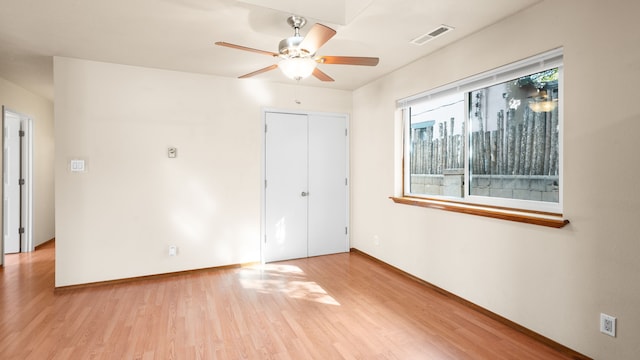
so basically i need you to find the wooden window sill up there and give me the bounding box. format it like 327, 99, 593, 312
390, 196, 569, 228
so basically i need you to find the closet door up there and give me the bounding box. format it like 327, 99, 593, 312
264, 112, 309, 262
264, 111, 348, 263
308, 114, 348, 257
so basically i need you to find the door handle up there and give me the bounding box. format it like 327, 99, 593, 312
301, 191, 308, 197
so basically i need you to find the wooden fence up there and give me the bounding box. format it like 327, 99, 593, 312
411, 117, 464, 175
411, 93, 559, 176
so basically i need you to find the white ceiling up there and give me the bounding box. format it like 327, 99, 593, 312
0, 0, 540, 101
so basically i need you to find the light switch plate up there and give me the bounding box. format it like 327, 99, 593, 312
70, 159, 85, 172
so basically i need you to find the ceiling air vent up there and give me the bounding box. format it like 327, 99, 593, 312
410, 25, 454, 46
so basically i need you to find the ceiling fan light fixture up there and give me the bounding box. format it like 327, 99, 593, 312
279, 57, 317, 80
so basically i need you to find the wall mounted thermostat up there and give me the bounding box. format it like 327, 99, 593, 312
168, 147, 177, 158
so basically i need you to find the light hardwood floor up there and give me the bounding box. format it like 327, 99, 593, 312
0, 241, 585, 359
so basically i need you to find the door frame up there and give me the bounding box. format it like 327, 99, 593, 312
1, 107, 34, 265
260, 107, 350, 264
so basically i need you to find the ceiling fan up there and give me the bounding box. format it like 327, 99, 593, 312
215, 15, 379, 82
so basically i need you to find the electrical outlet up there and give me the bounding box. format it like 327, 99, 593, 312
600, 313, 616, 337
168, 245, 177, 256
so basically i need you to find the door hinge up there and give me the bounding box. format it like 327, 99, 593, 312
345, 128, 348, 136
19, 130, 25, 137
345, 227, 348, 235
264, 234, 267, 243
265, 124, 268, 133
345, 178, 348, 186
265, 180, 267, 188
18, 227, 25, 234
19, 179, 25, 185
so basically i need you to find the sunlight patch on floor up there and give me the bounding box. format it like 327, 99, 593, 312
239, 264, 341, 306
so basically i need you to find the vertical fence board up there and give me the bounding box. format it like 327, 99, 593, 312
543, 111, 552, 175
483, 132, 491, 175
507, 109, 516, 175
549, 89, 559, 176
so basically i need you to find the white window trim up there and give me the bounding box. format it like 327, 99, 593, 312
399, 48, 564, 214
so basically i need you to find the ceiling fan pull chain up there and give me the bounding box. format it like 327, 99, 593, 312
294, 79, 301, 104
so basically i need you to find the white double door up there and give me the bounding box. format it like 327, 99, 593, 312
264, 111, 348, 263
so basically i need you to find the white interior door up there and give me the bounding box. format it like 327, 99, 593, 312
264, 111, 349, 263
264, 112, 309, 262
3, 110, 21, 254
308, 114, 348, 256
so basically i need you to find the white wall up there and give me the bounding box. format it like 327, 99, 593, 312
0, 76, 55, 265
351, 0, 640, 359
53, 57, 351, 286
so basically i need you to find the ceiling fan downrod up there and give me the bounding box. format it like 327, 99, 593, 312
287, 15, 307, 36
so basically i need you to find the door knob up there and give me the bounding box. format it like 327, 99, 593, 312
301, 191, 308, 197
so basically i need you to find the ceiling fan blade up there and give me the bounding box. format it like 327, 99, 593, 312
215, 42, 278, 57
299, 24, 336, 54
318, 56, 379, 66
312, 68, 335, 82
238, 64, 279, 79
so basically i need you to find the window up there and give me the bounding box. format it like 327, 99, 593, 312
398, 49, 564, 218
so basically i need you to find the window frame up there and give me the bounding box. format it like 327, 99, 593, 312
397, 48, 566, 222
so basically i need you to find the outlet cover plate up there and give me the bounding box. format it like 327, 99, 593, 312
600, 313, 616, 337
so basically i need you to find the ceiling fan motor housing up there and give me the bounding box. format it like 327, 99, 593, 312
279, 36, 310, 57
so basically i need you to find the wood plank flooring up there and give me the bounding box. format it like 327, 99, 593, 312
0, 241, 581, 359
